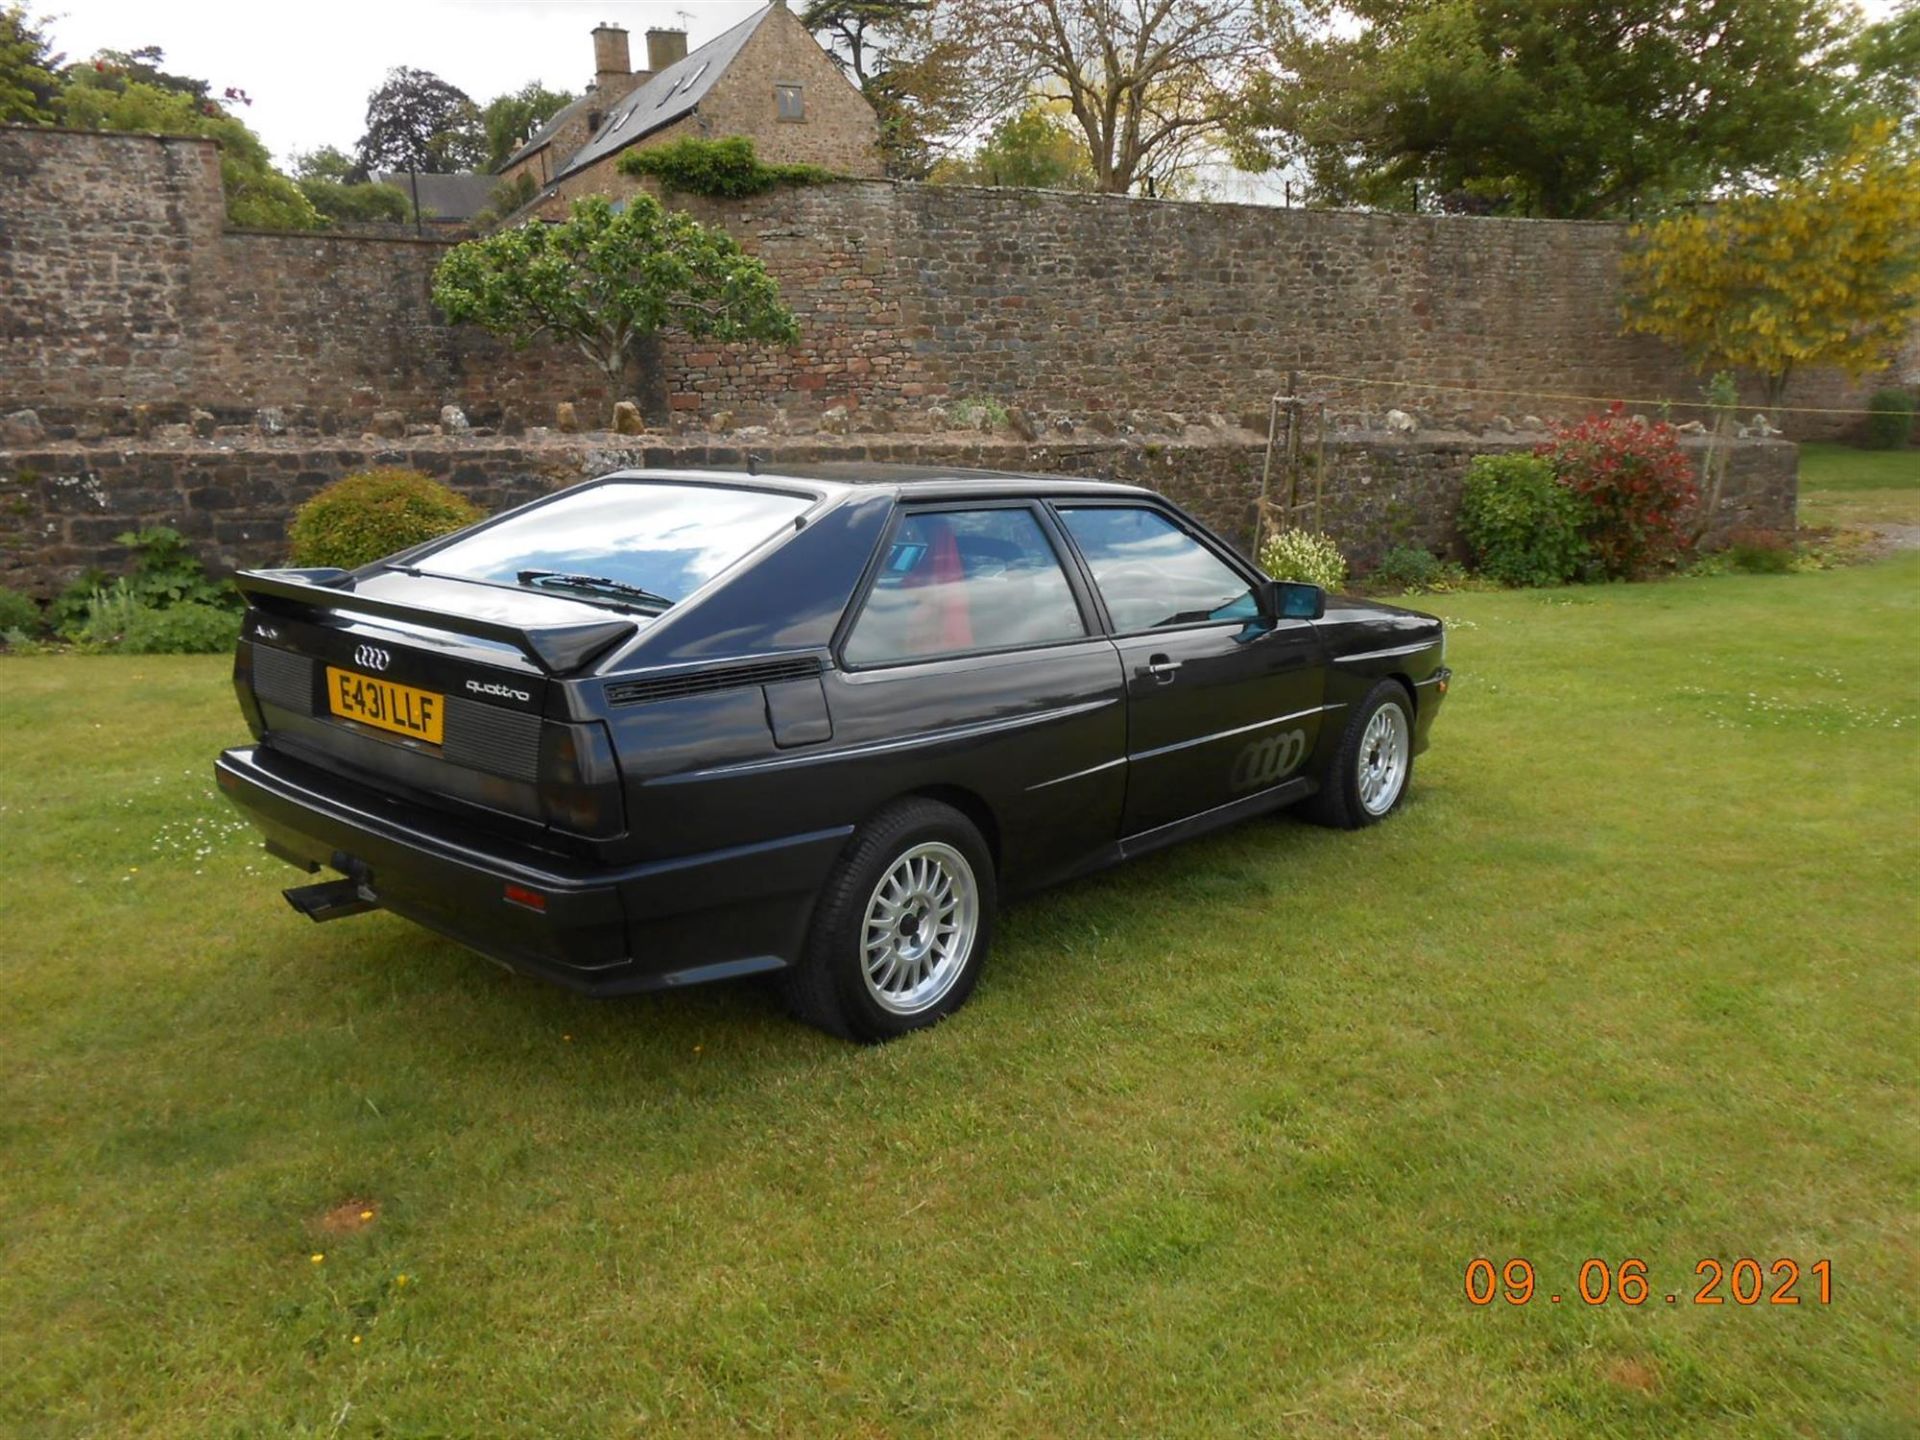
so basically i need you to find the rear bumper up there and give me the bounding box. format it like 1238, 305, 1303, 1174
215, 746, 849, 996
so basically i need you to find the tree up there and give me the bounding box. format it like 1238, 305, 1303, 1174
58, 76, 318, 229
1240, 0, 1859, 218
356, 67, 486, 225
1855, 1, 1920, 138
1621, 123, 1920, 405
955, 0, 1266, 194
0, 4, 61, 124
930, 99, 1093, 188
289, 144, 409, 223
804, 0, 976, 178
479, 81, 574, 173
291, 145, 361, 184
431, 194, 800, 406
70, 44, 210, 100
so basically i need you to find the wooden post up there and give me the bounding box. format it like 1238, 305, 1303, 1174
1283, 370, 1302, 534
1313, 402, 1327, 534
1256, 391, 1281, 558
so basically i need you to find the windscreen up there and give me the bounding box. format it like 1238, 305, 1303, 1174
420, 482, 812, 604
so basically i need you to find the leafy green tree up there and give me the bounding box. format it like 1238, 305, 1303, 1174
58, 77, 318, 229
431, 194, 800, 403
1622, 123, 1920, 405
290, 144, 409, 224
1240, 0, 1859, 218
299, 175, 411, 224
931, 100, 1092, 189
356, 67, 486, 224
0, 4, 61, 123
69, 44, 211, 100
1854, 0, 1920, 137
292, 145, 360, 183
480, 81, 574, 172
804, 0, 976, 178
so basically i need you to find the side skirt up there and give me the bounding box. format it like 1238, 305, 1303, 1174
1117, 776, 1315, 863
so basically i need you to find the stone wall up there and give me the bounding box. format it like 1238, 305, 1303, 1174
1, 124, 1900, 448
0, 430, 1795, 597
0, 127, 609, 428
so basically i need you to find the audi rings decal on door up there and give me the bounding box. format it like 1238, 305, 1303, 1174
1231, 728, 1308, 791
353, 644, 392, 672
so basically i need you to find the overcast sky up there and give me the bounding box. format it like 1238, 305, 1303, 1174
43, 1, 769, 165
40, 0, 1904, 173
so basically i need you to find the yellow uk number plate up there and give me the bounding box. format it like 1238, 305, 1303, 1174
325, 666, 445, 745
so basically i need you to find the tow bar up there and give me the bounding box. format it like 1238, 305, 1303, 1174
283, 853, 380, 922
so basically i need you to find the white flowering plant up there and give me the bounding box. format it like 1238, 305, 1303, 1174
1258, 526, 1349, 591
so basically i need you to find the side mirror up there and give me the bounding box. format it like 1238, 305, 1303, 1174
1260, 579, 1326, 621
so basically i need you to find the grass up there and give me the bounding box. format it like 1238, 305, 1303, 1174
1797, 441, 1920, 531
2, 555, 1917, 1436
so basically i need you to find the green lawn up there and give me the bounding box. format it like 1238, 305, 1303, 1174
2, 557, 1916, 1437
1798, 442, 1920, 531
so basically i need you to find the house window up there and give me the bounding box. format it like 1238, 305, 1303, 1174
775, 83, 805, 121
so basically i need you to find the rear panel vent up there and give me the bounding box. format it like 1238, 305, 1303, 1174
441, 695, 543, 782
253, 645, 315, 714
606, 656, 824, 707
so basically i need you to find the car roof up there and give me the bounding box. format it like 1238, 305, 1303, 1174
594, 464, 1156, 504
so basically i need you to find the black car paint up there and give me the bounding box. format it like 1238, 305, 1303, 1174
216, 469, 1449, 996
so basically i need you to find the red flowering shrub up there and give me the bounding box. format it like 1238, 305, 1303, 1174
1539, 406, 1700, 578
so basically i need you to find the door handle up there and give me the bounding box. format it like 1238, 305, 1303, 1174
1137, 655, 1181, 684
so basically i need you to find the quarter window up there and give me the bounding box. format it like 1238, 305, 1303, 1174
844, 508, 1085, 665
776, 83, 805, 120
1057, 506, 1258, 632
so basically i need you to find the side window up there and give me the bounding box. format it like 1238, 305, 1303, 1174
775, 83, 805, 121
1057, 506, 1258, 632
844, 508, 1086, 666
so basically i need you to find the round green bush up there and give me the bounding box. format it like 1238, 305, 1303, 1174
0, 586, 42, 637
1458, 453, 1590, 586
1864, 388, 1915, 450
1368, 545, 1446, 591
288, 469, 484, 570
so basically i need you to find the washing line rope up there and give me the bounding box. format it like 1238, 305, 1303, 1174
1282, 370, 1898, 420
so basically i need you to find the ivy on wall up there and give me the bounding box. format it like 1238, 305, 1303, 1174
617, 136, 839, 198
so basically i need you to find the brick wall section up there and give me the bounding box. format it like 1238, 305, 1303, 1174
0, 432, 1795, 596
640, 183, 1892, 436
0, 127, 608, 426
0, 125, 1898, 444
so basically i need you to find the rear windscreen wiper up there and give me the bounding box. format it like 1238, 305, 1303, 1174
516, 570, 674, 612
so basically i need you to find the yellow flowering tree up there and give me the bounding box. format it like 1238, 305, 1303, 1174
1622, 124, 1920, 406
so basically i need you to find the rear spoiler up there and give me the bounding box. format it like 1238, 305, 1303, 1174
234, 568, 636, 675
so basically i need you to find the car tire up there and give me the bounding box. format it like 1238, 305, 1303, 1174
1301, 680, 1416, 829
781, 798, 996, 1043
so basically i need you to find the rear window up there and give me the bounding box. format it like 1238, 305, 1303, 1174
420, 482, 811, 603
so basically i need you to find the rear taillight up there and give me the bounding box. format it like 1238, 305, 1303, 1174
539, 721, 625, 839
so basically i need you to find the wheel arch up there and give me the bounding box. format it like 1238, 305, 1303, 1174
897, 784, 1002, 876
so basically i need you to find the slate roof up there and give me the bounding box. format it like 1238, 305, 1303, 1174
501, 91, 597, 171
372, 171, 501, 220
553, 6, 772, 181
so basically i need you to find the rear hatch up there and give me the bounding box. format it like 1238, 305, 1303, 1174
234, 569, 631, 845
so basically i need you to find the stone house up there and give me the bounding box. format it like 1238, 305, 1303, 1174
496, 0, 881, 209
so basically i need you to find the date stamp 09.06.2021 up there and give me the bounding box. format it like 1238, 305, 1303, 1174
1466, 1257, 1832, 1308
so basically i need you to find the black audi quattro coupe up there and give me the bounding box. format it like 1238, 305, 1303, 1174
217, 466, 1449, 1041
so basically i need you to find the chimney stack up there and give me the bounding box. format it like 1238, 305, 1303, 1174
592, 23, 632, 88
646, 27, 689, 72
